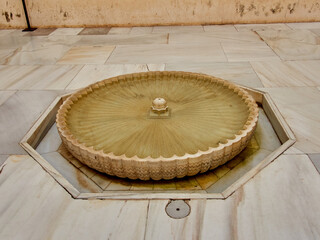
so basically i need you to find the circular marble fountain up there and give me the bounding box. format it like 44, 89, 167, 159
56, 72, 259, 180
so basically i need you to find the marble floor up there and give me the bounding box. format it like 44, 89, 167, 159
0, 23, 320, 239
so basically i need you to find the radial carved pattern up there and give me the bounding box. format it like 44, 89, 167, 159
65, 73, 250, 159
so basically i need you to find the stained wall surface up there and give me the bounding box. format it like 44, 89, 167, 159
1, 0, 320, 28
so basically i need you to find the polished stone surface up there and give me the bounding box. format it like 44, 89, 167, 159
0, 23, 320, 239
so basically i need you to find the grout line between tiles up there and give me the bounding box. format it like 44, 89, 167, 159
219, 42, 229, 62
104, 46, 117, 64
143, 200, 151, 240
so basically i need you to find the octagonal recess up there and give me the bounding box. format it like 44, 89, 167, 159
20, 87, 295, 200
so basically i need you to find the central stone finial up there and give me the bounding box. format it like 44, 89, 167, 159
152, 97, 168, 113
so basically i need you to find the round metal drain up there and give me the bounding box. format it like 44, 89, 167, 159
165, 200, 191, 219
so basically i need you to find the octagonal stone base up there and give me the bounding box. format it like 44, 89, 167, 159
20, 87, 295, 200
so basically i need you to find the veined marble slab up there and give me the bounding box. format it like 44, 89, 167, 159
0, 155, 148, 240
257, 30, 320, 60
0, 90, 61, 154
311, 29, 320, 37
0, 34, 32, 50
108, 27, 132, 34
165, 62, 263, 88
202, 154, 320, 239
5, 46, 72, 65
79, 28, 111, 35
252, 60, 320, 87
287, 22, 320, 29
0, 65, 83, 90
66, 64, 150, 89
222, 42, 280, 62
264, 87, 320, 153
76, 33, 168, 46
0, 49, 17, 64
0, 90, 16, 105
0, 29, 16, 37
24, 28, 56, 36
131, 27, 153, 34
20, 36, 81, 52
0, 154, 8, 166
153, 25, 204, 33
36, 123, 62, 155
107, 43, 227, 63
169, 31, 263, 45
145, 199, 206, 239
49, 28, 83, 36
203, 25, 237, 32
41, 152, 102, 193
235, 23, 291, 32
57, 45, 115, 64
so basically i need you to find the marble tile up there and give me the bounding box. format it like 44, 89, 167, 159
257, 30, 320, 60
49, 199, 148, 240
50, 28, 84, 36
0, 34, 32, 50
147, 63, 165, 71
57, 45, 115, 64
0, 90, 16, 105
0, 155, 148, 240
78, 27, 111, 35
252, 60, 320, 87
169, 31, 262, 45
42, 152, 102, 193
235, 23, 291, 31
107, 43, 227, 63
165, 62, 263, 88
311, 29, 320, 37
66, 64, 149, 89
24, 28, 56, 36
283, 145, 305, 155
131, 27, 153, 34
36, 123, 62, 154
287, 22, 320, 29
0, 29, 16, 37
4, 46, 71, 65
222, 42, 280, 62
79, 165, 97, 178
203, 25, 237, 32
254, 109, 282, 152
0, 155, 8, 166
309, 154, 320, 174
202, 154, 320, 239
153, 25, 204, 33
265, 87, 320, 153
0, 65, 83, 90
20, 36, 81, 52
108, 27, 132, 34
76, 33, 168, 45
208, 149, 271, 193
0, 48, 17, 64
145, 199, 206, 239
0, 90, 61, 154
91, 173, 112, 190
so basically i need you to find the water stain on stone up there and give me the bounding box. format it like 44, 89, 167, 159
288, 3, 296, 14
247, 3, 256, 11
2, 11, 10, 22
270, 3, 283, 14
236, 3, 246, 17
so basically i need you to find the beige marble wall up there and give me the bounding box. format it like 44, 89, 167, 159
1, 0, 320, 28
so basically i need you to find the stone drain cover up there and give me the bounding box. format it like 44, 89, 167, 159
165, 200, 191, 219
